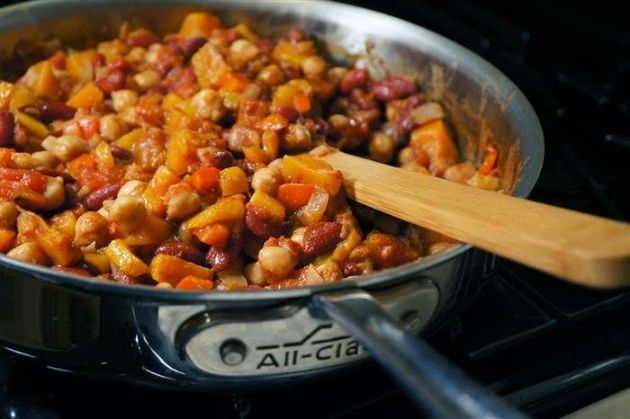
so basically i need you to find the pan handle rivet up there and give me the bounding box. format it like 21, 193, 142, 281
220, 339, 247, 366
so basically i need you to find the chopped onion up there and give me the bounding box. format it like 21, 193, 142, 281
299, 264, 324, 286
410, 102, 445, 126
297, 186, 329, 226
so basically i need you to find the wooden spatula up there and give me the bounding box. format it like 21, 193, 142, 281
315, 148, 630, 288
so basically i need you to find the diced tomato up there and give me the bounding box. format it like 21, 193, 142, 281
277, 183, 315, 210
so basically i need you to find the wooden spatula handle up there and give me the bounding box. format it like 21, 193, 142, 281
318, 150, 630, 288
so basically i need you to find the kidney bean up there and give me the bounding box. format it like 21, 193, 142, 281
109, 59, 130, 73
274, 105, 299, 122
179, 37, 207, 59
342, 260, 362, 277
84, 183, 121, 210
206, 246, 233, 272
350, 88, 378, 110
198, 148, 235, 169
155, 242, 206, 266
38, 102, 76, 123
372, 75, 415, 101
127, 31, 158, 47
225, 29, 240, 43
340, 68, 369, 94
303, 221, 342, 258
110, 143, 132, 160
245, 205, 283, 239
255, 39, 275, 54
243, 231, 265, 260
35, 168, 76, 183
0, 111, 15, 147
95, 69, 126, 94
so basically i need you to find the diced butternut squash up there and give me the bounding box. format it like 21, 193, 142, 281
150, 253, 213, 286
231, 23, 259, 41
282, 154, 342, 196
93, 141, 115, 170
23, 61, 59, 100
178, 12, 222, 38
123, 214, 170, 247
115, 128, 143, 152
248, 190, 285, 222
0, 228, 16, 253
166, 129, 205, 176
8, 85, 36, 112
16, 111, 49, 138
66, 50, 98, 82
50, 211, 77, 238
186, 195, 245, 229
271, 79, 312, 112
35, 226, 81, 267
84, 252, 111, 273
105, 239, 149, 277
0, 81, 14, 110
144, 165, 180, 216
409, 119, 458, 177
219, 166, 248, 196
272, 40, 315, 68
66, 82, 104, 109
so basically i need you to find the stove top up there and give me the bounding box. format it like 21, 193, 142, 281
2, 0, 629, 418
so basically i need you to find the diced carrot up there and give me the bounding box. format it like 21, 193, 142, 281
66, 82, 104, 109
150, 253, 213, 286
178, 12, 222, 39
176, 275, 214, 290
0, 228, 16, 253
278, 183, 315, 210
478, 143, 498, 176
194, 223, 230, 247
293, 92, 311, 113
218, 72, 249, 93
190, 167, 220, 194
0, 148, 13, 167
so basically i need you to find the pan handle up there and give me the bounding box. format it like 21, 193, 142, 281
312, 289, 527, 419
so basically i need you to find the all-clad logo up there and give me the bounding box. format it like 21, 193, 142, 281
254, 324, 362, 369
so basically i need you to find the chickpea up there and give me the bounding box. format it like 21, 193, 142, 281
166, 184, 200, 221
6, 242, 48, 265
258, 245, 298, 279
126, 46, 146, 63
41, 134, 86, 162
42, 177, 66, 211
369, 132, 395, 163
155, 282, 173, 289
401, 161, 429, 174
118, 180, 147, 198
302, 55, 327, 78
74, 211, 109, 248
283, 123, 312, 150
267, 158, 284, 172
251, 167, 282, 195
99, 114, 129, 141
398, 146, 415, 165
327, 114, 349, 135
244, 262, 266, 286
30, 151, 59, 169
257, 64, 285, 86
190, 89, 225, 122
134, 69, 160, 90
111, 89, 139, 113
0, 201, 18, 229
228, 39, 260, 68
109, 196, 146, 233
327, 67, 348, 86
